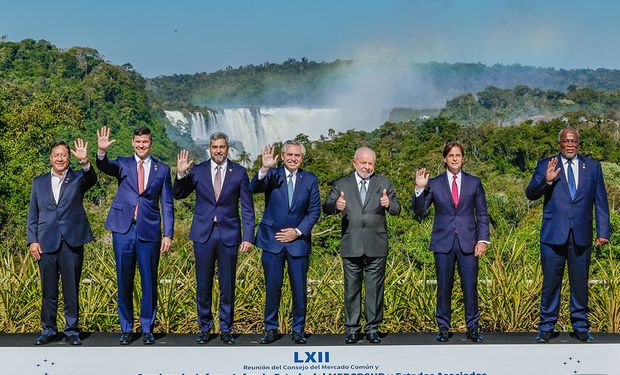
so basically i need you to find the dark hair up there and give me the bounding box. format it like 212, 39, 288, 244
133, 126, 152, 140
442, 141, 464, 159
209, 132, 229, 147
49, 140, 70, 154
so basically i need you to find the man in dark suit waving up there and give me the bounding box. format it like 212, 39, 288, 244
28, 139, 96, 346
174, 132, 255, 345
250, 141, 321, 344
323, 147, 401, 344
526, 127, 609, 343
413, 141, 490, 343
96, 126, 174, 345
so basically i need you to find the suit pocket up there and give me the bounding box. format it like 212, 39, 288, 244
111, 202, 125, 211
261, 217, 274, 227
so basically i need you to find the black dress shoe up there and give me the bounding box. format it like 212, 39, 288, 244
34, 334, 54, 345
570, 331, 594, 343
535, 330, 553, 343
436, 329, 452, 342
365, 332, 381, 343
344, 333, 359, 344
142, 332, 155, 345
220, 332, 235, 345
466, 327, 483, 343
260, 329, 278, 344
196, 331, 211, 344
292, 331, 307, 344
119, 332, 132, 345
65, 335, 82, 346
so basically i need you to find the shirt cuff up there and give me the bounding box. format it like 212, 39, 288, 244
257, 169, 268, 180
294, 228, 302, 237
97, 151, 105, 160
477, 240, 491, 244
414, 187, 425, 197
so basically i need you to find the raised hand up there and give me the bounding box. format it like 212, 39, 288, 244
415, 168, 430, 189
177, 149, 194, 177
97, 126, 116, 153
380, 188, 390, 208
71, 138, 89, 164
261, 144, 279, 170
545, 158, 561, 183
336, 191, 346, 211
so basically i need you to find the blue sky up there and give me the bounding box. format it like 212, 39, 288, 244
1, 0, 619, 77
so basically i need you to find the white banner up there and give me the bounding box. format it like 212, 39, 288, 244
3, 344, 616, 375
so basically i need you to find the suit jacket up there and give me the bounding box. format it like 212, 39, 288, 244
96, 154, 174, 241
27, 167, 97, 252
250, 167, 321, 257
323, 172, 401, 257
413, 171, 490, 254
173, 159, 255, 246
526, 154, 609, 247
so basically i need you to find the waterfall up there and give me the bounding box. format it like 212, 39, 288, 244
164, 107, 383, 159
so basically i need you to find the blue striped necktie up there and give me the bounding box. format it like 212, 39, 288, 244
567, 159, 576, 200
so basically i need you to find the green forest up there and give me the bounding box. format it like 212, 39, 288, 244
2, 39, 620, 335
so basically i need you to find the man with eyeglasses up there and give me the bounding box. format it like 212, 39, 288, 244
526, 127, 610, 343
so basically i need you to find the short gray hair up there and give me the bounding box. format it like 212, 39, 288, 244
558, 127, 580, 143
282, 140, 306, 156
354, 146, 376, 161
210, 132, 229, 146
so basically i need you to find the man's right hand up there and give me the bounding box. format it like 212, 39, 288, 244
545, 158, 561, 183
97, 125, 116, 153
415, 168, 430, 189
177, 149, 194, 177
261, 144, 279, 172
29, 243, 42, 261
336, 191, 346, 211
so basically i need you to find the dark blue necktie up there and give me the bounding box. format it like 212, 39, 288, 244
567, 159, 576, 200
287, 173, 294, 208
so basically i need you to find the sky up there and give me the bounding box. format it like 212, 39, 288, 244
1, 0, 620, 78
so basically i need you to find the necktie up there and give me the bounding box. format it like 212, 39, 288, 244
451, 175, 459, 208
135, 160, 145, 217
567, 159, 576, 200
287, 173, 294, 208
214, 166, 222, 201
360, 179, 367, 204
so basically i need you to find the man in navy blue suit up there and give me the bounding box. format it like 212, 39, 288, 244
414, 141, 490, 343
526, 127, 609, 343
174, 132, 254, 345
250, 141, 321, 344
96, 126, 174, 345
28, 139, 96, 346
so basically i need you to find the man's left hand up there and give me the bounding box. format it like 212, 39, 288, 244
160, 236, 172, 253
595, 238, 610, 247
474, 242, 488, 257
275, 228, 298, 243
239, 241, 253, 253
380, 189, 390, 208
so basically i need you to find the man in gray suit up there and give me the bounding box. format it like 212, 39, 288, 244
323, 147, 401, 344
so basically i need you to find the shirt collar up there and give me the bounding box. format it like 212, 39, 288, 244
355, 172, 372, 185
285, 167, 297, 179
447, 170, 462, 179
134, 154, 151, 164
51, 168, 68, 179
210, 159, 228, 171
560, 155, 578, 165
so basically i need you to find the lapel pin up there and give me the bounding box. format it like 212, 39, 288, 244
154, 164, 158, 171
228, 168, 233, 173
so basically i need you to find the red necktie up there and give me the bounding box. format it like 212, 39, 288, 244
451, 175, 459, 208
135, 160, 145, 217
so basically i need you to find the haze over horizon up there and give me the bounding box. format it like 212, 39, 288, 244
1, 0, 619, 78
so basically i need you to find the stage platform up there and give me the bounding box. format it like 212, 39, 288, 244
2, 333, 619, 375
2, 331, 620, 346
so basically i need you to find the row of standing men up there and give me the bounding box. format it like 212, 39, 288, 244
27, 125, 609, 346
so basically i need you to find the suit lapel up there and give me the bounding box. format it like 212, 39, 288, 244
56, 169, 73, 204
218, 159, 233, 201
204, 159, 215, 201
288, 168, 304, 210
440, 172, 456, 208
575, 155, 586, 198
348, 173, 363, 208
362, 174, 377, 208
144, 157, 158, 192
556, 154, 573, 200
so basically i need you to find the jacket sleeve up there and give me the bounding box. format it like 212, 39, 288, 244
297, 176, 321, 236
240, 169, 256, 243
475, 178, 491, 242
172, 170, 195, 199
386, 179, 401, 216
161, 166, 175, 238
95, 153, 121, 178
594, 161, 610, 240
81, 164, 98, 193
322, 181, 341, 215
26, 180, 39, 245
526, 159, 552, 200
